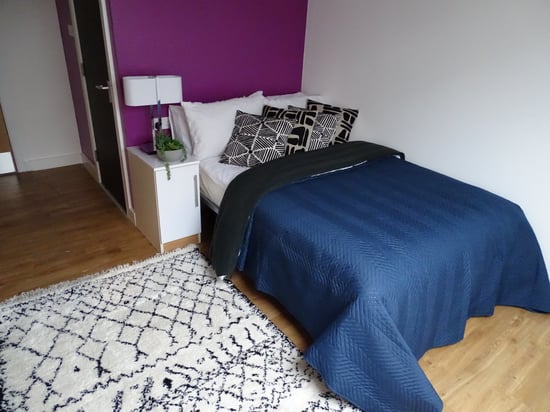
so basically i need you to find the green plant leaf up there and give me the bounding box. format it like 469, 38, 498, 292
155, 132, 184, 152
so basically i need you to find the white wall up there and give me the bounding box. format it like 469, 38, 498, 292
0, 0, 81, 171
303, 0, 550, 268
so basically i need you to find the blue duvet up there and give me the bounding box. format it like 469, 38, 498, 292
237, 157, 550, 411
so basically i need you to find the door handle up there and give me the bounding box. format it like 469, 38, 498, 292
95, 84, 110, 91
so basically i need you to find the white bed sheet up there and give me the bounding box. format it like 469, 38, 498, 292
200, 156, 248, 209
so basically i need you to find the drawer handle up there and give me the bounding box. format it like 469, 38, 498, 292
194, 174, 199, 207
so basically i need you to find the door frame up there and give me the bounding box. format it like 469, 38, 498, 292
69, 0, 131, 214
0, 102, 16, 174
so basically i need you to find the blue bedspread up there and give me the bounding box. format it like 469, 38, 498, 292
237, 157, 550, 411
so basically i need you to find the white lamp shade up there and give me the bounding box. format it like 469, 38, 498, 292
123, 76, 157, 106
156, 75, 182, 104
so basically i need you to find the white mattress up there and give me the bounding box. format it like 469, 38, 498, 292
199, 156, 248, 209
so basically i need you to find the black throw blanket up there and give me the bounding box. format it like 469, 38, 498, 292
210, 141, 405, 277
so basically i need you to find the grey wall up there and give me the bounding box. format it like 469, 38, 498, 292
303, 0, 550, 268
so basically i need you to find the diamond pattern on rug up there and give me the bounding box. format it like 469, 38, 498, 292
0, 246, 358, 411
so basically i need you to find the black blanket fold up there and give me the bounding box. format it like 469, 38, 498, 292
210, 141, 405, 276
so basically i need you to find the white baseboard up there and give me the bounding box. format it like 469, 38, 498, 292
24, 152, 82, 171
0, 152, 16, 174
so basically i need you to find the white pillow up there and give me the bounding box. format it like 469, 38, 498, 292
264, 92, 308, 108
264, 92, 326, 109
168, 105, 193, 154
182, 91, 265, 160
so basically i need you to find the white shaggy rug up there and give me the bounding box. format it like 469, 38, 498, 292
0, 245, 357, 411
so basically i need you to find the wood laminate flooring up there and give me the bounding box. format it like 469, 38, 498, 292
1, 164, 548, 411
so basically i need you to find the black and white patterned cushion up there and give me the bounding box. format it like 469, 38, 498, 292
220, 110, 294, 167
262, 105, 318, 155
307, 113, 340, 151
307, 100, 359, 144
287, 106, 340, 151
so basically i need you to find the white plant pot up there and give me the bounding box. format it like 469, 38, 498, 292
157, 149, 185, 163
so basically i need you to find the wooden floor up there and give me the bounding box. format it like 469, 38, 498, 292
1, 165, 549, 411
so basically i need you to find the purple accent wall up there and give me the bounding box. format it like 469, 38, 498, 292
55, 0, 95, 163
108, 0, 308, 147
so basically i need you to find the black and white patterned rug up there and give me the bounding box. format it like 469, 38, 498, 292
0, 245, 357, 411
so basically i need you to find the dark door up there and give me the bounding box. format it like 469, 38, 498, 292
73, 0, 125, 209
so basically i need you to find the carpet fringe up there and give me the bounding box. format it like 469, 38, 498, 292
3, 243, 301, 354
1, 244, 199, 308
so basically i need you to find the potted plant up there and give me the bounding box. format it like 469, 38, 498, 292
155, 131, 186, 180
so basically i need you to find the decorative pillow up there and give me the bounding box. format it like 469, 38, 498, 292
219, 111, 294, 167
181, 91, 265, 160
168, 105, 193, 154
306, 99, 359, 144
262, 105, 319, 155
307, 113, 340, 151
288, 105, 341, 151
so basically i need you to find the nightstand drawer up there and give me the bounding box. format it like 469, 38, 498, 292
155, 163, 200, 243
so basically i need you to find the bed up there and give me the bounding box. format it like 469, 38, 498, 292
198, 155, 247, 213
171, 92, 550, 411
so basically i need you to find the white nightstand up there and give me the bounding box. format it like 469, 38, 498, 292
127, 146, 201, 252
